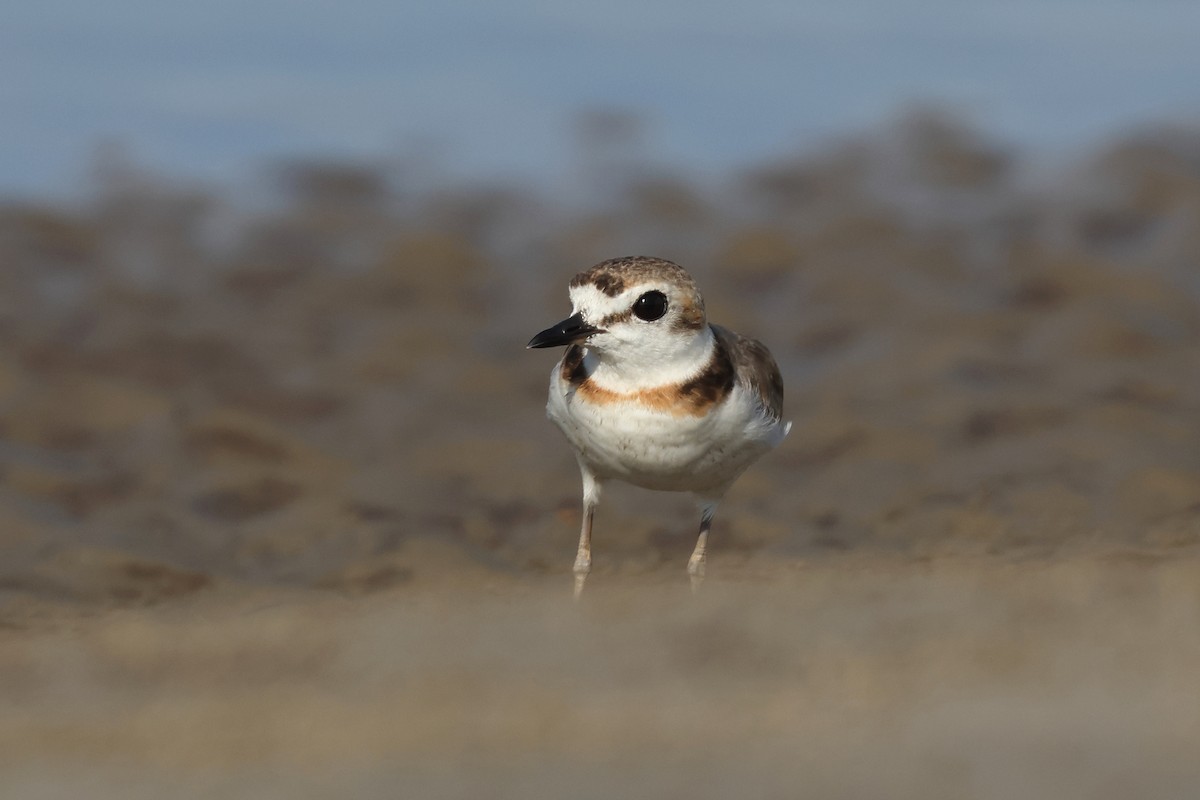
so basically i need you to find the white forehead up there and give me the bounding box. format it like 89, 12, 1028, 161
568, 283, 632, 319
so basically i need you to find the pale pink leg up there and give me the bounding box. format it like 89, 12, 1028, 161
573, 467, 600, 599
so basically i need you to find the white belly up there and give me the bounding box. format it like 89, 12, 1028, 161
545, 367, 784, 495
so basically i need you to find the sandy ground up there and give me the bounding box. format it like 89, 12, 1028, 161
2, 554, 1198, 799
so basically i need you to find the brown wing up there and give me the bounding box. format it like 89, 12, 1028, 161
709, 324, 784, 423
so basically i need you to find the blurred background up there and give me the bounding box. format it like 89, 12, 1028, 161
2, 2, 1200, 797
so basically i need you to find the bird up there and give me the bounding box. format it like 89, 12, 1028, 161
527, 256, 790, 592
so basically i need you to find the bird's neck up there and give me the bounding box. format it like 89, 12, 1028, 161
585, 326, 715, 393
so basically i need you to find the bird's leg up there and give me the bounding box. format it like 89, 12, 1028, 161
574, 468, 600, 599
688, 502, 718, 590
573, 504, 593, 600
575, 503, 594, 573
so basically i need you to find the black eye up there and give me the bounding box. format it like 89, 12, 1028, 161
632, 290, 668, 322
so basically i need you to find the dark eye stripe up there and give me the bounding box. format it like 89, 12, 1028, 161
595, 309, 633, 328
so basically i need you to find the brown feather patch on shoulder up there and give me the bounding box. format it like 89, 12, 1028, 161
677, 331, 735, 411
709, 324, 784, 422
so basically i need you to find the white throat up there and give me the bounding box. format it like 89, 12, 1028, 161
585, 325, 715, 392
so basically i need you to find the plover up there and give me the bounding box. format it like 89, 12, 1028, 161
527, 256, 790, 589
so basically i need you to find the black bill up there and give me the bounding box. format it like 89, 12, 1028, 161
526, 312, 603, 349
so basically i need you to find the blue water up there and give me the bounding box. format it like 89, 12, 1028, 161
3, 0, 1199, 197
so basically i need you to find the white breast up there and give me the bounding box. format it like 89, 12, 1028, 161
545, 362, 786, 496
